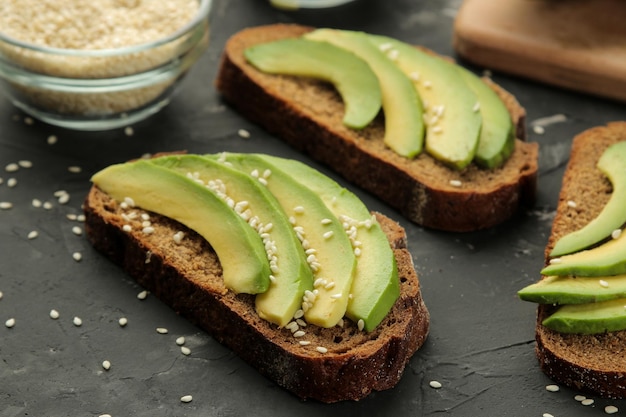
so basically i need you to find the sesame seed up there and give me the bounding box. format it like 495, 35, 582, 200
293, 206, 305, 214
0, 291, 3, 300
137, 290, 148, 300
449, 179, 462, 187
72, 252, 82, 262
76, 214, 85, 222
5, 163, 19, 172
24, 117, 33, 125
581, 399, 594, 406
43, 201, 53, 210
72, 226, 82, 236
549, 258, 562, 264
0, 202, 13, 210
58, 193, 70, 205
315, 346, 328, 354
409, 71, 420, 81
237, 128, 250, 138
27, 230, 38, 239
599, 280, 610, 288
176, 336, 185, 345
431, 126, 443, 133
378, 42, 393, 52
357, 319, 365, 331
323, 231, 334, 239
18, 160, 32, 168
574, 395, 587, 402
320, 218, 332, 225
293, 330, 306, 337
181, 346, 191, 356
7, 178, 17, 188
73, 316, 82, 326
472, 102, 480, 112
567, 200, 577, 208
543, 414, 554, 417
605, 405, 619, 414
330, 293, 342, 299
68, 166, 82, 173
47, 135, 58, 145
156, 327, 168, 334
423, 80, 432, 88
142, 226, 155, 234
99, 414, 112, 417
429, 380, 442, 389
533, 125, 546, 135
387, 49, 399, 61
173, 231, 184, 244
49, 309, 60, 319
102, 360, 111, 370
5, 318, 16, 328
612, 229, 622, 240
118, 317, 128, 327
122, 224, 132, 232
180, 395, 193, 403
545, 384, 560, 392
124, 126, 134, 136
299, 340, 311, 346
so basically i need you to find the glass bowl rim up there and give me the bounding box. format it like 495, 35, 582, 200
0, 0, 212, 57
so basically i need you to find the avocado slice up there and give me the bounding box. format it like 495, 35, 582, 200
541, 228, 626, 277
244, 37, 382, 130
305, 29, 425, 158
456, 67, 515, 169
550, 141, 626, 257
216, 153, 357, 328
542, 298, 626, 334
91, 159, 271, 295
367, 35, 482, 170
518, 274, 626, 305
258, 154, 400, 331
149, 154, 314, 327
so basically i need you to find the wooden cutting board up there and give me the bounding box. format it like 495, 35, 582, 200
453, 0, 626, 102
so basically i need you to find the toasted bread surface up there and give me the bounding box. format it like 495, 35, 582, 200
83, 185, 429, 403
536, 122, 626, 398
215, 24, 539, 232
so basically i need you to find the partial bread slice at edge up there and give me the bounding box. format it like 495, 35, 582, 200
215, 23, 539, 232
536, 121, 626, 399
83, 185, 430, 403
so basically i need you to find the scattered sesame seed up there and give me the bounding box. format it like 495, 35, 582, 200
32, 199, 42, 208
156, 327, 168, 334
357, 319, 365, 331
293, 309, 304, 319
386, 49, 399, 61
612, 229, 622, 240
533, 125, 546, 135
49, 309, 60, 319
99, 414, 112, 417
429, 380, 442, 389
431, 125, 443, 133
43, 201, 53, 210
549, 258, 562, 264
299, 340, 311, 346
409, 71, 420, 81
237, 128, 250, 138
118, 317, 128, 327
330, 293, 342, 299
605, 405, 619, 414
5, 318, 16, 328
0, 202, 13, 210
27, 230, 38, 239
5, 163, 19, 172
142, 226, 155, 234
181, 346, 191, 356
67, 213, 78, 220
72, 226, 82, 236
567, 200, 577, 208
176, 336, 185, 345
449, 179, 462, 187
76, 214, 85, 222
122, 224, 132, 232
574, 395, 587, 402
545, 384, 560, 392
0, 291, 3, 300
7, 178, 17, 188
543, 414, 554, 417
293, 206, 305, 214
102, 360, 111, 370
68, 166, 82, 173
72, 252, 82, 262
73, 316, 82, 326
423, 80, 432, 88
47, 135, 58, 145
581, 398, 594, 406
323, 231, 334, 239
315, 346, 328, 354
18, 160, 32, 168
137, 290, 148, 300
599, 280, 610, 288
124, 126, 134, 136
293, 330, 306, 338
58, 193, 70, 205
24, 117, 34, 125
472, 101, 480, 112
180, 395, 193, 403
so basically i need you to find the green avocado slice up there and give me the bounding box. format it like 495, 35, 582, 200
214, 153, 357, 328
541, 228, 626, 277
258, 154, 400, 332
244, 37, 382, 130
91, 159, 271, 295
305, 28, 425, 158
149, 154, 314, 327
542, 298, 626, 334
367, 34, 482, 170
456, 67, 515, 169
518, 274, 626, 305
550, 141, 626, 257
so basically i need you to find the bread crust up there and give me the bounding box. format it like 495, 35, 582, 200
83, 185, 429, 403
215, 24, 539, 232
535, 122, 626, 398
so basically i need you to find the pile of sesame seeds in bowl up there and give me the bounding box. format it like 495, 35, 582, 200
0, 0, 212, 131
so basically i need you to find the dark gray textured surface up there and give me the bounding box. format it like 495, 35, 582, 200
1, 0, 625, 415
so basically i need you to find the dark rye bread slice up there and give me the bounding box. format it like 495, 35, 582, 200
83, 185, 430, 403
536, 122, 626, 398
215, 24, 539, 232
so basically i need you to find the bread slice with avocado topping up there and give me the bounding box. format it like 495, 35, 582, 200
215, 24, 538, 232
83, 156, 429, 403
532, 122, 626, 398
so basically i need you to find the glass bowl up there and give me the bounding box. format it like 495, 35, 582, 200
0, 0, 212, 131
